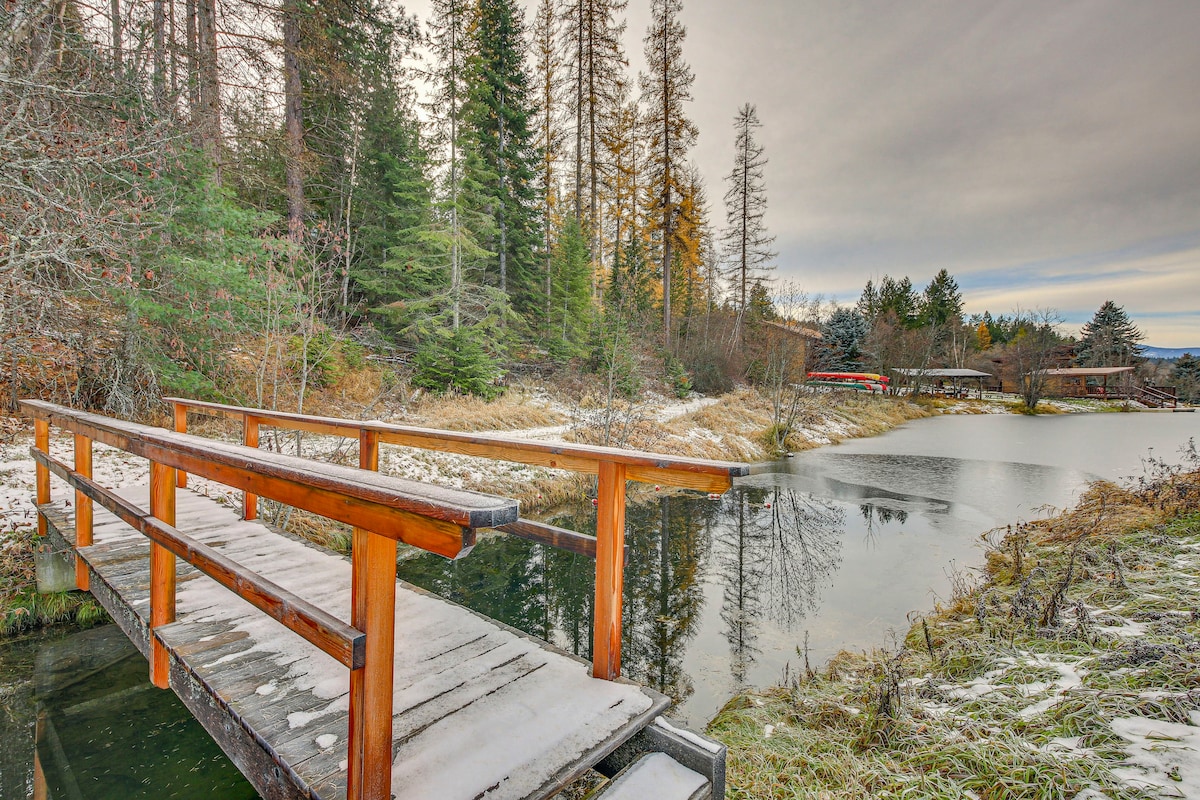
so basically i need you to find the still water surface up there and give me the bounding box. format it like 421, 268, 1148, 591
2, 411, 1195, 795
399, 411, 1199, 724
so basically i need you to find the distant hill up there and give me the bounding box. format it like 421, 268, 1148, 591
1142, 346, 1199, 360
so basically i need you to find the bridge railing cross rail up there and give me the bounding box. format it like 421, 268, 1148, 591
165, 397, 749, 682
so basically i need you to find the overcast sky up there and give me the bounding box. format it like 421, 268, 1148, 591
407, 0, 1200, 346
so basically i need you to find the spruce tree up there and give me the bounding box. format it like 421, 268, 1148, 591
466, 0, 541, 321
920, 269, 962, 328
818, 307, 868, 370
1171, 353, 1199, 402
1076, 300, 1144, 367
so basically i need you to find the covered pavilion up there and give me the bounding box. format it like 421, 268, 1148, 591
892, 368, 994, 399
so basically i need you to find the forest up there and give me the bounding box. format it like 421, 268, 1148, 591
4, 0, 1195, 418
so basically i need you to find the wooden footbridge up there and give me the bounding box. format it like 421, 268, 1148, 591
24, 398, 747, 800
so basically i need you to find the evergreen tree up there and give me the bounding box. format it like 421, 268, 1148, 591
531, 0, 566, 324
641, 0, 697, 350
920, 269, 962, 328
818, 307, 868, 370
547, 216, 594, 358
1076, 300, 1144, 367
427, 0, 482, 331
466, 0, 541, 320
720, 103, 776, 341
1171, 353, 1199, 402
560, 0, 627, 239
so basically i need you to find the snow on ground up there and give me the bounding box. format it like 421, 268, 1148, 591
1111, 714, 1200, 798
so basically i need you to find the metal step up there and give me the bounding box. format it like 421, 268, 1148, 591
595, 715, 726, 799
592, 752, 710, 800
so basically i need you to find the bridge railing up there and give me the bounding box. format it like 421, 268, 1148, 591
22, 399, 518, 800
164, 396, 750, 683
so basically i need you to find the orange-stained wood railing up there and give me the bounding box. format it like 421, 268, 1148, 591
22, 399, 518, 800
165, 397, 750, 682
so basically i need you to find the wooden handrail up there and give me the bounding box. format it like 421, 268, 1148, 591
167, 396, 751, 683
25, 400, 518, 557
22, 399, 521, 800
164, 397, 749, 491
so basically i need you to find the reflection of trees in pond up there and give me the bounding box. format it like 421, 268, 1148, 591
860, 503, 909, 543
619, 496, 714, 706
396, 495, 715, 707
716, 487, 844, 682
398, 533, 598, 658
398, 535, 553, 638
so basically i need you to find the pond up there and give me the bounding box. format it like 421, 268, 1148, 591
1, 410, 1195, 796
0, 625, 258, 799
396, 411, 1200, 725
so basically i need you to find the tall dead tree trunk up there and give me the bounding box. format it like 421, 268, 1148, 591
282, 0, 305, 237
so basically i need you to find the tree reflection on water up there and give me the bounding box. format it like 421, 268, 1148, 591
395, 486, 847, 709
717, 487, 844, 684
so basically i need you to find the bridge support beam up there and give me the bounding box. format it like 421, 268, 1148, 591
149, 461, 177, 689
35, 419, 49, 535
593, 461, 628, 680
348, 430, 396, 800
74, 434, 92, 590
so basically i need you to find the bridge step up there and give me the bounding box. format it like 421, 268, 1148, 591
592, 753, 710, 800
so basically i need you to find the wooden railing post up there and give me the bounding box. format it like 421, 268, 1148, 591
34, 419, 50, 536
173, 401, 188, 488
149, 461, 177, 689
73, 434, 93, 591
592, 460, 627, 680
348, 430, 388, 800
243, 414, 259, 520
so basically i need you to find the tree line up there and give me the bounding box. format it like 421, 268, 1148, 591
3, 0, 790, 412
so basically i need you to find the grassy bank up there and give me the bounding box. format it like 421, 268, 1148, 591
708, 443, 1200, 799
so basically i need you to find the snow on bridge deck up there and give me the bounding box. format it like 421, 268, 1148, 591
41, 485, 668, 800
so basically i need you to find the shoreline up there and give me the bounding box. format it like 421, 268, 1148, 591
706, 449, 1200, 798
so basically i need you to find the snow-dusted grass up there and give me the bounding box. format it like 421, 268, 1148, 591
708, 456, 1200, 799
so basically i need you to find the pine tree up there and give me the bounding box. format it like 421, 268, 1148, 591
560, 0, 627, 237
920, 269, 962, 328
1076, 300, 1144, 367
427, 0, 492, 331
466, 0, 541, 320
720, 103, 776, 342
1172, 353, 1199, 402
641, 0, 696, 350
547, 216, 594, 357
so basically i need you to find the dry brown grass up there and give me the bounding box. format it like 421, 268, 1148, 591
406, 390, 566, 432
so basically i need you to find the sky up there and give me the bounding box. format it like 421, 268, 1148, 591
407, 0, 1200, 346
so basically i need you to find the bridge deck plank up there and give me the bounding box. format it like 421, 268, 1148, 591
43, 486, 669, 800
